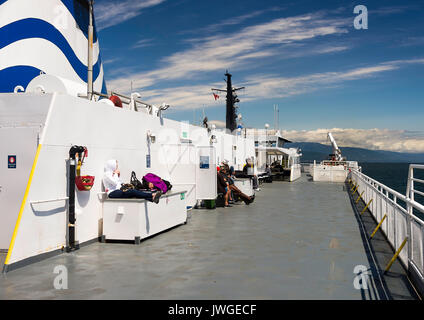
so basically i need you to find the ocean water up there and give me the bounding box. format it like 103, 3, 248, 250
359, 163, 424, 220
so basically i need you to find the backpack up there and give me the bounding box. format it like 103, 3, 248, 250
142, 173, 169, 193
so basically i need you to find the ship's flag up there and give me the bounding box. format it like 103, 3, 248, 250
213, 93, 219, 100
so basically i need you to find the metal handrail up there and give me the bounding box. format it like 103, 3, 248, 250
353, 170, 409, 214
349, 167, 424, 290
109, 91, 153, 108
353, 169, 424, 223
407, 164, 424, 205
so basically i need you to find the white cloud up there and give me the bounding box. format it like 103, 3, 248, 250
103, 8, 424, 113
107, 12, 349, 92
132, 38, 154, 49
107, 58, 424, 111
132, 83, 224, 110
209, 120, 226, 128
181, 7, 285, 35
95, 0, 166, 30
397, 37, 424, 47
369, 5, 419, 16
281, 128, 424, 153
103, 58, 119, 64
240, 58, 424, 102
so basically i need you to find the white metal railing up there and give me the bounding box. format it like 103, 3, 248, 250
406, 164, 424, 213
319, 160, 360, 169
349, 165, 424, 284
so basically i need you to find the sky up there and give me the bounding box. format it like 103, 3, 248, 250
94, 0, 424, 153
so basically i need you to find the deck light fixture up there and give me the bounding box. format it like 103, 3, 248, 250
147, 130, 156, 143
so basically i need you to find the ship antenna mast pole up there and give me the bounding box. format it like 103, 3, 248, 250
87, 0, 94, 100
211, 71, 244, 132
225, 71, 234, 131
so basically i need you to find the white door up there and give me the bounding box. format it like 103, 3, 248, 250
0, 127, 39, 250
196, 146, 217, 200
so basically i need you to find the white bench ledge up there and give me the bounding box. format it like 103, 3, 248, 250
102, 188, 188, 243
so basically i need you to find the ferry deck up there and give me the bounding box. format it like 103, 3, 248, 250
0, 174, 419, 300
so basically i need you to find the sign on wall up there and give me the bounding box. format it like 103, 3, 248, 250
146, 154, 151, 168
8, 155, 16, 169
199, 156, 209, 169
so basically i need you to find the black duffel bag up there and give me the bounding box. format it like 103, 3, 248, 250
163, 179, 172, 191
130, 171, 144, 190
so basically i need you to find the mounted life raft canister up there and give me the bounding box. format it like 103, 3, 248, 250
75, 147, 95, 191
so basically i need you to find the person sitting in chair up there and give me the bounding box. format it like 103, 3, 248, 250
222, 165, 255, 205
102, 159, 162, 203
217, 166, 232, 208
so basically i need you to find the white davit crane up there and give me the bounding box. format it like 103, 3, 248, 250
327, 132, 343, 161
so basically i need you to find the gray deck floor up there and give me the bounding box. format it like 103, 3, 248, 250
0, 175, 418, 299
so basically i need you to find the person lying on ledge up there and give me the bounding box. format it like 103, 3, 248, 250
102, 159, 162, 203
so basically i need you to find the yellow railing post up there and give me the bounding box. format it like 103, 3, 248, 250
351, 183, 357, 192
384, 237, 408, 274
370, 214, 387, 239
360, 199, 373, 215
356, 191, 364, 204
352, 185, 359, 194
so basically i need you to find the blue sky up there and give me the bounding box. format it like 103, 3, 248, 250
95, 0, 424, 152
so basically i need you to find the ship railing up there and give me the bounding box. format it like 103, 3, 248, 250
90, 90, 170, 116
406, 164, 424, 212
349, 166, 424, 292
319, 160, 359, 167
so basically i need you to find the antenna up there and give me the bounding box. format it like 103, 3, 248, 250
277, 105, 279, 131
211, 71, 245, 132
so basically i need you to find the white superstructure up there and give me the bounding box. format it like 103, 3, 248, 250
311, 132, 359, 182
246, 129, 302, 182
0, 1, 256, 270
0, 89, 256, 269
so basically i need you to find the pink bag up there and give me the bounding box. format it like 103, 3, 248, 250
142, 173, 168, 193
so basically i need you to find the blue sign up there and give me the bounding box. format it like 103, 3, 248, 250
146, 154, 151, 168
8, 155, 16, 169
200, 156, 210, 169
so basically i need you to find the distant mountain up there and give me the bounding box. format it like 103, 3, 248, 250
286, 142, 424, 163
